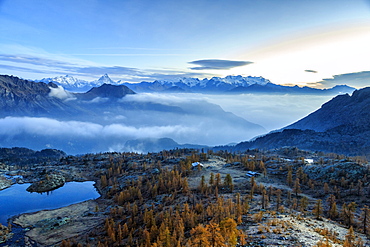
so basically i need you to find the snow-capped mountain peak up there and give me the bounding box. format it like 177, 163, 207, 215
96, 74, 115, 84
39, 75, 89, 88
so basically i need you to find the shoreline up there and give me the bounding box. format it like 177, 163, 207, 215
10, 199, 104, 246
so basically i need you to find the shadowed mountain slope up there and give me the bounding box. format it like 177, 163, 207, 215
230, 87, 370, 157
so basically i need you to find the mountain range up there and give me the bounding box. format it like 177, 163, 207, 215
2, 73, 369, 156
227, 87, 370, 157
0, 74, 265, 154
40, 74, 356, 95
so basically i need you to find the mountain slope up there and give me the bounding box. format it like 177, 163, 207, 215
285, 88, 370, 131
76, 83, 135, 100
231, 87, 370, 156
0, 75, 84, 117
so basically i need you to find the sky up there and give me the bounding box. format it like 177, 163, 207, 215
1, 0, 370, 88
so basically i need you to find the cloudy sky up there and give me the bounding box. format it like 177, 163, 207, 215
1, 0, 370, 87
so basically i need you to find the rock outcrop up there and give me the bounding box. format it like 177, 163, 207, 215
27, 174, 65, 193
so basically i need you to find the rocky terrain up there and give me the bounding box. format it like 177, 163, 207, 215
1, 147, 370, 246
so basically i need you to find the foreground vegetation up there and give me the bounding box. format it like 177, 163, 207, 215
2, 147, 370, 246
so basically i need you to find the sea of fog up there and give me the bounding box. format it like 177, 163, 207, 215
201, 93, 335, 131
0, 93, 336, 153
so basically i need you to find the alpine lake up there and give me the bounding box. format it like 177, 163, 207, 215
0, 181, 100, 225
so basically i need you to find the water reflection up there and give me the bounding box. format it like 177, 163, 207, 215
0, 181, 100, 225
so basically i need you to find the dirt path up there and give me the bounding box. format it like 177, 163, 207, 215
187, 156, 249, 189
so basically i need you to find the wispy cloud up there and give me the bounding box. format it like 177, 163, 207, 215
0, 54, 79, 69
311, 71, 370, 88
0, 50, 213, 82
70, 53, 194, 56
189, 59, 253, 70
75, 66, 141, 76
305, 69, 318, 73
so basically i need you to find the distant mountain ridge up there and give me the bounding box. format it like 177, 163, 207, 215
0, 74, 135, 118
0, 74, 265, 154
77, 83, 135, 100
229, 87, 370, 157
39, 74, 355, 95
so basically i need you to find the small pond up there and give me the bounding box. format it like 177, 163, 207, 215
0, 181, 100, 225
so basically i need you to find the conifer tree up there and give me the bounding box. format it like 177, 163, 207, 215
313, 199, 323, 220
224, 174, 234, 192
220, 218, 238, 246
189, 224, 211, 247
209, 172, 215, 187
206, 222, 225, 247
287, 168, 293, 186
361, 205, 370, 235
293, 178, 301, 197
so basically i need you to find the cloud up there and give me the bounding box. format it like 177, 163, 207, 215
75, 66, 142, 76
48, 85, 74, 100
312, 71, 370, 88
189, 59, 253, 70
0, 54, 78, 69
0, 52, 213, 82
121, 93, 204, 106
305, 69, 317, 73
0, 117, 196, 140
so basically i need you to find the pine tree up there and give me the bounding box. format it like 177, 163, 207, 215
313, 199, 323, 220
209, 172, 215, 186
299, 196, 308, 214
343, 226, 356, 247
215, 173, 221, 189
287, 169, 293, 187
206, 222, 225, 247
293, 178, 301, 197
220, 218, 238, 246
189, 224, 211, 247
361, 205, 370, 235
224, 174, 234, 192
341, 202, 357, 227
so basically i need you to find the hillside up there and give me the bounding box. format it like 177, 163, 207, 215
285, 88, 370, 131
0, 75, 83, 117
232, 87, 370, 157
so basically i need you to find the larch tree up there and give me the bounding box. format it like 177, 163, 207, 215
313, 199, 323, 220
188, 224, 211, 247
361, 205, 370, 235
293, 178, 301, 197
